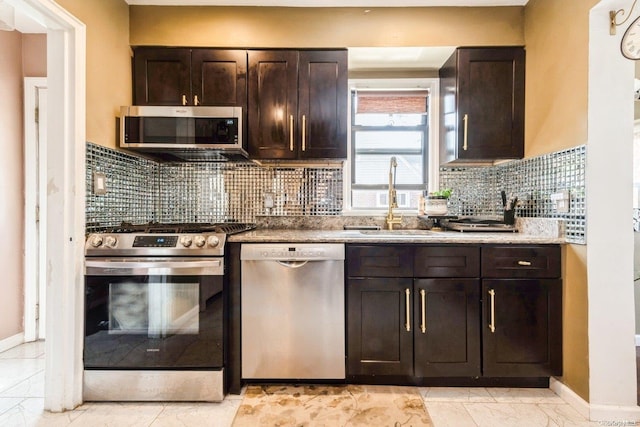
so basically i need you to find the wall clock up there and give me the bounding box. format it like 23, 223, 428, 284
622, 15, 640, 60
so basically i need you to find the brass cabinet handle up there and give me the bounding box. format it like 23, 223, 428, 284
194, 95, 199, 106
488, 289, 496, 333
405, 288, 411, 332
517, 260, 532, 266
182, 95, 188, 106
289, 115, 294, 151
302, 114, 306, 151
420, 289, 426, 334
463, 114, 468, 151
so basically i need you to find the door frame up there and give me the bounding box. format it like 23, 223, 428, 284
9, 0, 86, 412
23, 77, 47, 342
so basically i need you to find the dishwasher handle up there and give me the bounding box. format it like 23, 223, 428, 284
276, 260, 310, 268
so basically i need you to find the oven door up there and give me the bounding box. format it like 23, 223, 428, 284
84, 257, 224, 370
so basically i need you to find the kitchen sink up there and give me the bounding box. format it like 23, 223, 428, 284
357, 229, 437, 236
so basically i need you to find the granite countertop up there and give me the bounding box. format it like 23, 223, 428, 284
228, 228, 565, 244
228, 216, 566, 244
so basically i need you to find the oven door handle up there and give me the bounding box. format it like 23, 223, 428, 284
85, 259, 223, 276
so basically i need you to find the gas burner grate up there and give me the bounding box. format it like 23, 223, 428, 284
101, 221, 256, 235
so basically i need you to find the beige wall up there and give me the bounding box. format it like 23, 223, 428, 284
129, 6, 524, 48
56, 0, 131, 149
523, 0, 599, 402
0, 31, 26, 341
524, 0, 598, 157
561, 244, 590, 401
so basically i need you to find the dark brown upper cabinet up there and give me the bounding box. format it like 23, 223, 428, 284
247, 49, 348, 160
439, 47, 525, 164
133, 47, 247, 107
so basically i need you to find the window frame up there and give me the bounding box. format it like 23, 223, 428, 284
343, 78, 440, 214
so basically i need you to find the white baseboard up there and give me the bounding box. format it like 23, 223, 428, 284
550, 377, 640, 421
0, 333, 24, 354
550, 377, 590, 419
636, 334, 640, 346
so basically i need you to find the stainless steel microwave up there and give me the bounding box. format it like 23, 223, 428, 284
119, 105, 247, 161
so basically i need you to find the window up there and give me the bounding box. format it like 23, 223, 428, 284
347, 82, 438, 211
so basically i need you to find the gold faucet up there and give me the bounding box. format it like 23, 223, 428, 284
386, 156, 402, 230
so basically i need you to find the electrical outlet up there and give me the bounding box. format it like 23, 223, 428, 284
264, 192, 274, 208
550, 190, 570, 213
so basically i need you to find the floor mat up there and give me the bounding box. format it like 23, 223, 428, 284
232, 384, 433, 427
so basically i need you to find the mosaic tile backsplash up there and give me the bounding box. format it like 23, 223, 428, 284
85, 143, 343, 232
440, 145, 586, 243
86, 143, 585, 243
86, 144, 158, 230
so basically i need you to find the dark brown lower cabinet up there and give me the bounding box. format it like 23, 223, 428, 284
482, 279, 562, 377
344, 244, 562, 385
346, 277, 481, 378
346, 277, 413, 376
414, 279, 481, 377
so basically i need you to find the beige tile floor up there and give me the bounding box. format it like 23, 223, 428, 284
0, 341, 601, 426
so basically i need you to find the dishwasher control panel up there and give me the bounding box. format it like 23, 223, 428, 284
240, 243, 345, 261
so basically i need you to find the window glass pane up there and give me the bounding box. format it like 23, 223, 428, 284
354, 154, 423, 186
354, 113, 426, 127
349, 87, 430, 211
354, 131, 423, 152
352, 189, 423, 210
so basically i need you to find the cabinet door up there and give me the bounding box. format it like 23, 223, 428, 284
191, 49, 247, 107
457, 47, 525, 160
482, 279, 562, 377
347, 277, 413, 377
247, 50, 298, 159
133, 47, 191, 106
414, 279, 481, 377
298, 50, 348, 159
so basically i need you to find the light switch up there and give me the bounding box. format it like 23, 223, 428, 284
93, 172, 107, 195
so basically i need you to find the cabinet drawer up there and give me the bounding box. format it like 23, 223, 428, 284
482, 246, 561, 278
347, 245, 413, 277
414, 246, 480, 277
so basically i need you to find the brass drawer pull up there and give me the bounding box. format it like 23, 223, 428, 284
517, 260, 532, 266
182, 94, 188, 106
405, 288, 411, 332
420, 289, 426, 334
302, 114, 306, 151
463, 114, 469, 151
289, 115, 294, 151
488, 289, 496, 333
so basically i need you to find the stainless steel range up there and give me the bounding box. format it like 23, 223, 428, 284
83, 222, 254, 402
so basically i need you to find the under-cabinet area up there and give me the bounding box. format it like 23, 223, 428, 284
226, 240, 562, 393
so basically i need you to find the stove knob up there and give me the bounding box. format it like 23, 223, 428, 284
90, 235, 103, 248
180, 236, 193, 247
103, 235, 118, 248
194, 235, 206, 248
206, 236, 220, 248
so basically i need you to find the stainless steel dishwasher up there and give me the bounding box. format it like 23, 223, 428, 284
240, 243, 345, 379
